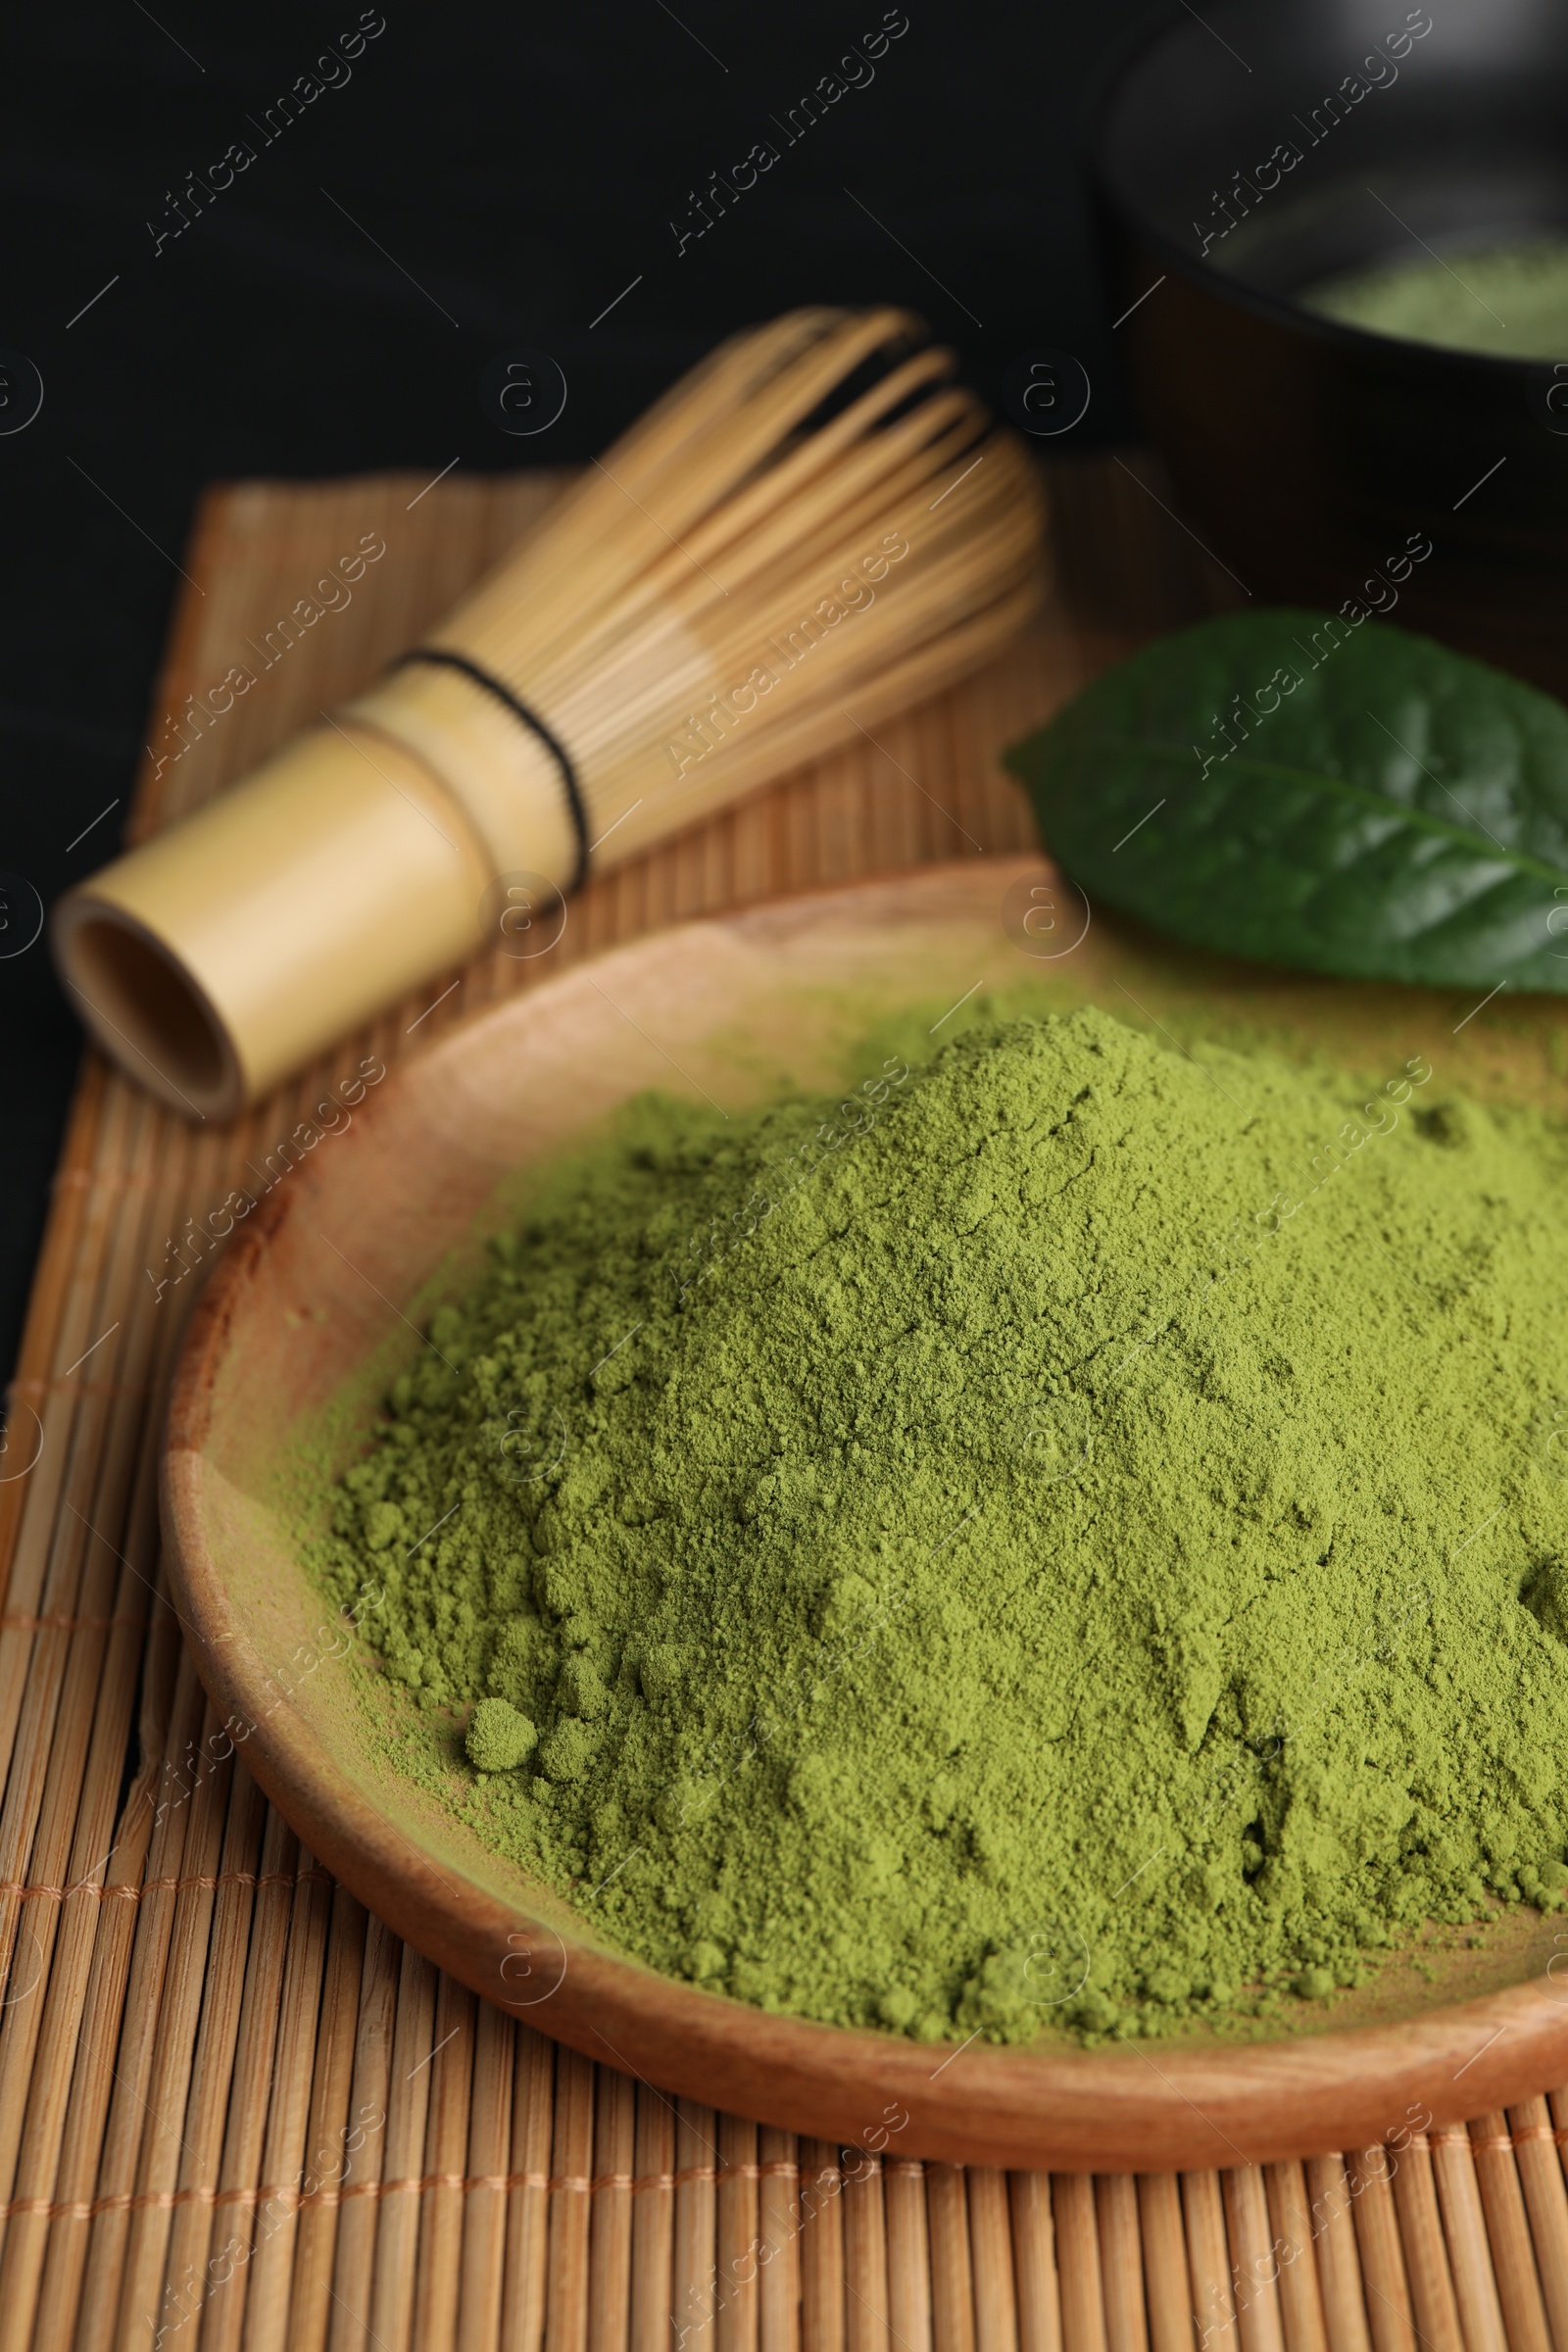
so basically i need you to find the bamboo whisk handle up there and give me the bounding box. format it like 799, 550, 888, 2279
51, 670, 575, 1122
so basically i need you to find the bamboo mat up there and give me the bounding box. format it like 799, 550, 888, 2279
8, 455, 1568, 2352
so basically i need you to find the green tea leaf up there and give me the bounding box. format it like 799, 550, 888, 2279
1003, 610, 1568, 991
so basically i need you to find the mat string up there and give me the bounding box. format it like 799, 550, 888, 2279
16, 2135, 1567, 2229
0, 2159, 805, 2225
0, 1866, 330, 1903
1413, 2129, 1559, 2153
0, 1612, 149, 1635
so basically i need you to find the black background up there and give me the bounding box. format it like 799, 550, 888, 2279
0, 0, 1163, 1386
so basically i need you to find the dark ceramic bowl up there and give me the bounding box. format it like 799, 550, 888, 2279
1094, 0, 1568, 692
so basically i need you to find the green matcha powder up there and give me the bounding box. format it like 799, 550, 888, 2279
317, 1007, 1568, 2044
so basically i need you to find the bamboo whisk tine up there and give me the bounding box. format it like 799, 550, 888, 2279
601, 307, 922, 510
677, 378, 979, 585
522, 306, 907, 564
585, 306, 850, 490
437, 311, 940, 664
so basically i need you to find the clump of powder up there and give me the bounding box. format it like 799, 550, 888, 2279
316, 1006, 1568, 2042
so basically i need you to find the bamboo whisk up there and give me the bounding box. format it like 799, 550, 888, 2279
53, 308, 1046, 1120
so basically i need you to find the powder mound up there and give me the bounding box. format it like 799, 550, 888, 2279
319, 1005, 1568, 2043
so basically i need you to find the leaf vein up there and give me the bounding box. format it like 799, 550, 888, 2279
1092, 736, 1568, 889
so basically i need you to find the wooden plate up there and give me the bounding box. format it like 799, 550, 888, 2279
163, 857, 1568, 2170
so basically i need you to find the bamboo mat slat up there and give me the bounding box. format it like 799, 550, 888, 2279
4, 453, 1568, 2352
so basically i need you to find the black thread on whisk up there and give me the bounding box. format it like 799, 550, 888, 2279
390, 646, 591, 893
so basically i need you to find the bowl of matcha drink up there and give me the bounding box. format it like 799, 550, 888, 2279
1094, 0, 1568, 696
